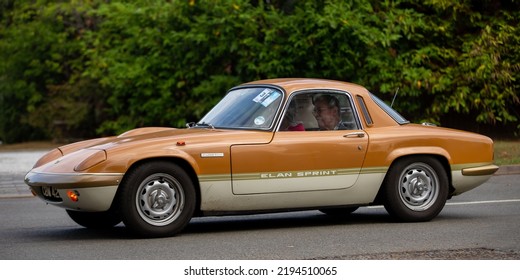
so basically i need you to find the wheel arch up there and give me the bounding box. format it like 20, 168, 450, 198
373, 153, 453, 204
115, 156, 202, 217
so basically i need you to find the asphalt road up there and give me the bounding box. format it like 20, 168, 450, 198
0, 173, 519, 260
0, 150, 48, 198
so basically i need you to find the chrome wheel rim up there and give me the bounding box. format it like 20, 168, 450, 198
398, 163, 439, 211
136, 173, 184, 226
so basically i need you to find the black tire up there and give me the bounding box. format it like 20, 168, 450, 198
383, 156, 448, 222
119, 161, 196, 238
66, 209, 121, 229
319, 207, 359, 216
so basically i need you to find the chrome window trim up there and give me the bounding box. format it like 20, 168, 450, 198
276, 89, 363, 132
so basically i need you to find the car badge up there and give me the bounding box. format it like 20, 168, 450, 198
200, 153, 224, 158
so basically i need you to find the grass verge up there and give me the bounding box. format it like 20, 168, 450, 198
0, 141, 60, 151
494, 140, 520, 166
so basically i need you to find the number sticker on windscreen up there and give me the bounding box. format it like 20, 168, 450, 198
253, 89, 281, 107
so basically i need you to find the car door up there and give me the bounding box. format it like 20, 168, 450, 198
231, 91, 368, 195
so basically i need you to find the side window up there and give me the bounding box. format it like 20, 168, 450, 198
280, 94, 312, 131
313, 92, 359, 130
356, 95, 373, 126
280, 92, 359, 131
335, 94, 359, 130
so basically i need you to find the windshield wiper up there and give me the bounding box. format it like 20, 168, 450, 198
190, 122, 215, 129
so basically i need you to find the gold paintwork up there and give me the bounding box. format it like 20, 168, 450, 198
25, 78, 497, 213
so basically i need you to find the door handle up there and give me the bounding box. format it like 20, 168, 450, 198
343, 132, 365, 138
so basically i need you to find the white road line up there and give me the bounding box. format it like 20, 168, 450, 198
446, 199, 520, 206
367, 199, 520, 209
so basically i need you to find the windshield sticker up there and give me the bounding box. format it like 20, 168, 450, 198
253, 89, 281, 107
254, 116, 266, 126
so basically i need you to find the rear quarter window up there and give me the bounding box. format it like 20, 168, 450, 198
356, 95, 373, 126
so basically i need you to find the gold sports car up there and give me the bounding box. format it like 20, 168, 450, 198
25, 78, 499, 237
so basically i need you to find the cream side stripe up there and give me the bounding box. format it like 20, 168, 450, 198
359, 166, 388, 174
198, 161, 492, 183
235, 169, 358, 181
198, 167, 389, 182
198, 174, 231, 182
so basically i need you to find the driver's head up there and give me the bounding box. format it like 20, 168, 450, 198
312, 95, 340, 130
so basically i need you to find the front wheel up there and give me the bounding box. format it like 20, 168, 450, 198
383, 156, 448, 222
119, 161, 196, 237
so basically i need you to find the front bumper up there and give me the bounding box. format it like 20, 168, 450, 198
25, 171, 124, 212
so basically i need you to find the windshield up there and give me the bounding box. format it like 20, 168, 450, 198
370, 93, 409, 124
198, 87, 284, 130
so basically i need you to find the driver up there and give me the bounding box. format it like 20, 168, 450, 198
312, 95, 348, 130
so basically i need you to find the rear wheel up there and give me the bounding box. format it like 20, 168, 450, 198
66, 209, 121, 229
383, 156, 448, 222
119, 161, 196, 237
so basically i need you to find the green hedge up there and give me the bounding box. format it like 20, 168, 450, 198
1, 0, 519, 143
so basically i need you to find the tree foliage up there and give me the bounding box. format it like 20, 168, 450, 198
0, 0, 518, 143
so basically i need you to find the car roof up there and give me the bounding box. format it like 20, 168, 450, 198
241, 78, 402, 128
242, 78, 370, 97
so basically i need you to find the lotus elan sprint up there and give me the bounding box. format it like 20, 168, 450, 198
25, 78, 499, 237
